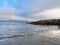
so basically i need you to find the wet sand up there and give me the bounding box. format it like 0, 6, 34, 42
0, 29, 60, 45
24, 30, 60, 45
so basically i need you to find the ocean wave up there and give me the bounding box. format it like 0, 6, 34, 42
0, 34, 25, 40
0, 32, 34, 40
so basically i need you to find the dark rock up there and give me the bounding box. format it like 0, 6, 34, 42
29, 19, 60, 25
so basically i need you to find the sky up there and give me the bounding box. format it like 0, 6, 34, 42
0, 0, 60, 21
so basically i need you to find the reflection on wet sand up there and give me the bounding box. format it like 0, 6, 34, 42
58, 26, 60, 29
24, 25, 60, 45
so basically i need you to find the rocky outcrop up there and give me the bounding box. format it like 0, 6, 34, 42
29, 19, 60, 25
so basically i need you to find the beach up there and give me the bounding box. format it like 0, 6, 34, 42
0, 21, 60, 45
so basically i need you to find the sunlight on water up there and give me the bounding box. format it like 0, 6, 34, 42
42, 30, 60, 39
50, 30, 60, 35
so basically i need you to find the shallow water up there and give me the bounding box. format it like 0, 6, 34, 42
0, 21, 60, 45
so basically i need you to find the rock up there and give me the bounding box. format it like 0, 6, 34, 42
29, 19, 60, 25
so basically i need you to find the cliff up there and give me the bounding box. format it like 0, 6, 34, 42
29, 19, 60, 25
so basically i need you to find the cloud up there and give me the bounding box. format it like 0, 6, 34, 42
1, 0, 60, 21
0, 0, 35, 21
15, 0, 41, 12
32, 8, 60, 20
15, 0, 60, 12
14, 0, 60, 21
39, 8, 60, 17
0, 7, 26, 20
13, 0, 60, 21
0, 7, 35, 21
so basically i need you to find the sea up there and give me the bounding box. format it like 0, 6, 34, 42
0, 21, 60, 45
